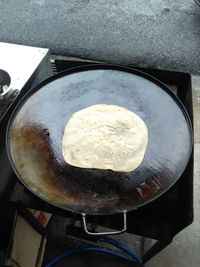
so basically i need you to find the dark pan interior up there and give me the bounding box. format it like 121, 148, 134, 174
6, 65, 193, 215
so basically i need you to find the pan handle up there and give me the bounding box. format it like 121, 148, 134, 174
81, 211, 127, 236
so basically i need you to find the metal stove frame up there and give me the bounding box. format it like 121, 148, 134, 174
10, 57, 194, 265
0, 53, 193, 265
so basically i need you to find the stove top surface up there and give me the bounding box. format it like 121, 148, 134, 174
0, 42, 50, 118
0, 42, 49, 92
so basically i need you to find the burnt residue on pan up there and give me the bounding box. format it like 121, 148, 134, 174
9, 119, 167, 214
7, 66, 193, 215
9, 121, 129, 213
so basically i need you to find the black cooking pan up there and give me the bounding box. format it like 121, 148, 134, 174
6, 65, 193, 235
194, 0, 200, 7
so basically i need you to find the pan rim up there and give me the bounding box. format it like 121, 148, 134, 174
6, 63, 194, 215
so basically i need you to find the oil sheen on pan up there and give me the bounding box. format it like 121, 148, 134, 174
7, 66, 192, 215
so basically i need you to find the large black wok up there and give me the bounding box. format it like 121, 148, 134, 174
6, 65, 193, 235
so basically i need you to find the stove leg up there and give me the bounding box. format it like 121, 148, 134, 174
142, 239, 172, 264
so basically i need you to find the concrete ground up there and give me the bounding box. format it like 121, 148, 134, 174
0, 0, 200, 74
146, 76, 200, 267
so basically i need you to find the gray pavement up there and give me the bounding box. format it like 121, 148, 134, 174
0, 0, 200, 74
146, 76, 200, 267
1, 1, 200, 265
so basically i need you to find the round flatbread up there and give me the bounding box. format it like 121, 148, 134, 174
62, 104, 148, 172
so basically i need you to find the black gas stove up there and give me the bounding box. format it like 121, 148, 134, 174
0, 43, 193, 265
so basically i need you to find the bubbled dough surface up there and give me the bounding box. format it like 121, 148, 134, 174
62, 104, 148, 172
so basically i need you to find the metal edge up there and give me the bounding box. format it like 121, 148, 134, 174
194, 0, 200, 7
6, 63, 194, 215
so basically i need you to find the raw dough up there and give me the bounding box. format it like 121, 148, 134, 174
62, 104, 148, 172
